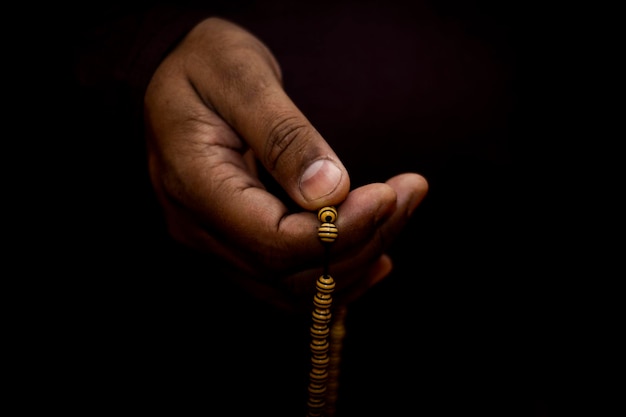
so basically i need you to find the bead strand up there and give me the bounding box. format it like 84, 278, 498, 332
306, 206, 340, 417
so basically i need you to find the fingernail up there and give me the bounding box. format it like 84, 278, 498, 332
300, 159, 342, 201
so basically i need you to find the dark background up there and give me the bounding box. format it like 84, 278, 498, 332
17, 1, 614, 416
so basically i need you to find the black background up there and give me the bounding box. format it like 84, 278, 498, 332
14, 1, 615, 416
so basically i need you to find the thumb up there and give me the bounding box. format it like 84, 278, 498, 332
186, 18, 350, 210
224, 79, 350, 211
252, 99, 351, 210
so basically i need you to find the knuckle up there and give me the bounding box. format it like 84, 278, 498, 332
263, 114, 310, 171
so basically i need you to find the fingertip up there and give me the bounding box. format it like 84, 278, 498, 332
386, 172, 429, 216
300, 159, 341, 200
367, 254, 394, 287
335, 181, 398, 229
386, 172, 429, 194
299, 158, 350, 209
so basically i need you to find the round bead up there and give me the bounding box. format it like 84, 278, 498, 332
311, 355, 330, 367
307, 383, 328, 396
318, 223, 338, 243
310, 340, 329, 354
307, 397, 326, 411
312, 311, 332, 325
316, 275, 335, 293
317, 206, 337, 223
309, 368, 329, 382
312, 308, 331, 320
310, 324, 330, 338
313, 292, 333, 308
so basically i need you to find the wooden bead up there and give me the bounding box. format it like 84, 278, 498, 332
310, 339, 329, 354
306, 398, 325, 411
318, 223, 338, 243
311, 355, 330, 367
312, 308, 332, 324
317, 206, 337, 223
313, 292, 333, 309
316, 275, 335, 293
307, 399, 325, 410
309, 368, 329, 382
310, 324, 330, 338
308, 206, 341, 417
307, 383, 327, 396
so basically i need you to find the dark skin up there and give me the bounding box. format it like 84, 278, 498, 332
144, 17, 428, 311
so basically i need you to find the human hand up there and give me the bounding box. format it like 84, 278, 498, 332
144, 17, 428, 312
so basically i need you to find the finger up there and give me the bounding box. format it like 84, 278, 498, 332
366, 253, 394, 287
182, 17, 350, 210
223, 254, 393, 314
377, 172, 429, 241
145, 35, 329, 273
337, 254, 394, 305
330, 173, 429, 260
293, 253, 394, 303
283, 173, 428, 296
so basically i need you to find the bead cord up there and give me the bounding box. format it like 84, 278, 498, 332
307, 206, 345, 417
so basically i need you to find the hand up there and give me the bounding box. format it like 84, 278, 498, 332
144, 17, 428, 312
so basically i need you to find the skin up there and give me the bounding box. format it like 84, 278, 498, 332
144, 17, 429, 312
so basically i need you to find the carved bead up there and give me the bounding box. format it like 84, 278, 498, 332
309, 368, 329, 382
307, 383, 327, 396
311, 355, 330, 367
310, 339, 329, 354
310, 324, 330, 338
306, 398, 325, 412
317, 206, 337, 223
312, 308, 331, 324
313, 292, 333, 308
316, 275, 335, 293
318, 223, 338, 243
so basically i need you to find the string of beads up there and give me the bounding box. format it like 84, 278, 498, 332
306, 206, 345, 417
